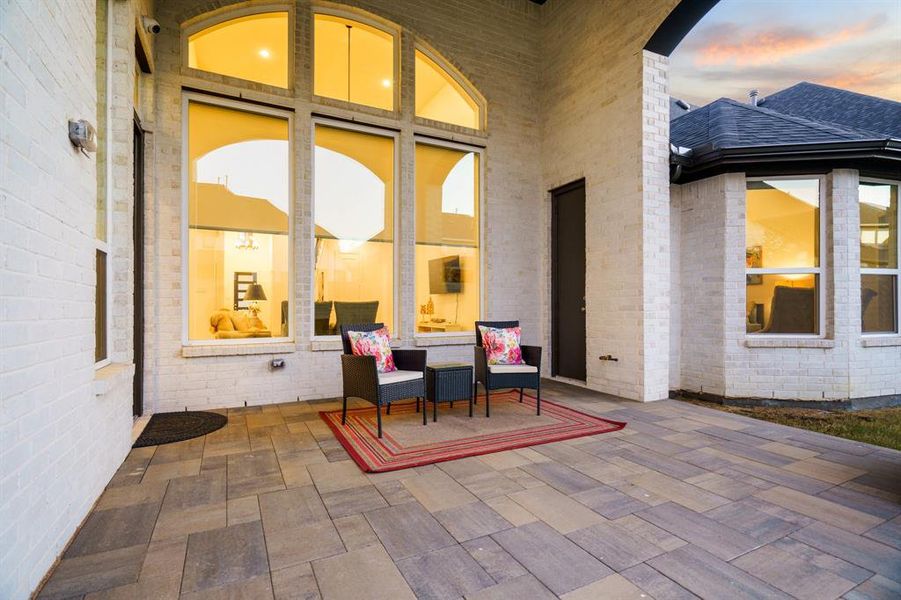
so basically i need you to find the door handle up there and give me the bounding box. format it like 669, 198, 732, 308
580, 307, 586, 312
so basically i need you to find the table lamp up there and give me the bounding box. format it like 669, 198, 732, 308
244, 283, 268, 319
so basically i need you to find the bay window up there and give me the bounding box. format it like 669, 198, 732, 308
185, 98, 292, 342
745, 178, 823, 335
860, 180, 899, 334
313, 122, 396, 336
414, 140, 481, 334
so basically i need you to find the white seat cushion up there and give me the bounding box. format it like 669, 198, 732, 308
488, 364, 538, 374
378, 370, 423, 385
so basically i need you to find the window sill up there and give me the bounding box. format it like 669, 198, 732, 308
182, 342, 296, 358
861, 336, 901, 348
311, 338, 343, 352
744, 337, 835, 349
94, 362, 135, 396
414, 335, 473, 347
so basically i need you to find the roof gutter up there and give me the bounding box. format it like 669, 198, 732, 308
671, 139, 900, 183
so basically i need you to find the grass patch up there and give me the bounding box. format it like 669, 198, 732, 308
678, 399, 901, 451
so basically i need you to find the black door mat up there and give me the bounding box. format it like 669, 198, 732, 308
133, 411, 227, 448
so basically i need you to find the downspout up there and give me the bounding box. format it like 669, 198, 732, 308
669, 144, 693, 183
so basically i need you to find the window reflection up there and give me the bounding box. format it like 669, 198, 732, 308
314, 124, 394, 335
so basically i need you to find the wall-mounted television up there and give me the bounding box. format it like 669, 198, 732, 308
429, 255, 462, 294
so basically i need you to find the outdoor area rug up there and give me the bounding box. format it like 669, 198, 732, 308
320, 391, 626, 472
133, 411, 227, 448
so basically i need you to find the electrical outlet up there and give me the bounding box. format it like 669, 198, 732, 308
270, 358, 285, 369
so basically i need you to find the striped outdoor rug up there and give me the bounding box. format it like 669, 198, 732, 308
320, 391, 626, 472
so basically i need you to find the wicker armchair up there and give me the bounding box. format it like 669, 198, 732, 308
340, 323, 427, 438
474, 320, 542, 417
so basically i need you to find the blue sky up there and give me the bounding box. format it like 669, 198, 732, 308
670, 0, 901, 105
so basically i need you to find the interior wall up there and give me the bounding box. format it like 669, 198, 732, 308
539, 0, 679, 401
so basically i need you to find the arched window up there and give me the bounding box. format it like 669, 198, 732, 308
415, 49, 482, 130
313, 13, 396, 111
188, 11, 290, 88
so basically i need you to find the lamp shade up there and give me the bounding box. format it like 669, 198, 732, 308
244, 283, 268, 301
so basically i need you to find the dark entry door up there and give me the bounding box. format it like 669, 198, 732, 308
551, 180, 586, 381
133, 114, 144, 417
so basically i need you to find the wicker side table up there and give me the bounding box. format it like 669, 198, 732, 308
425, 363, 474, 423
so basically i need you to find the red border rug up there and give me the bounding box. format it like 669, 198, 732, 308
320, 391, 626, 473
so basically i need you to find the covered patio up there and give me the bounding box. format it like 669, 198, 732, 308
38, 381, 901, 599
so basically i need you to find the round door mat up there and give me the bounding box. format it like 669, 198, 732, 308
133, 411, 228, 448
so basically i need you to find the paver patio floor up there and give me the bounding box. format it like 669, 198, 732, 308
38, 380, 901, 599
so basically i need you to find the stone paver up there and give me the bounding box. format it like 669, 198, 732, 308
38, 380, 901, 599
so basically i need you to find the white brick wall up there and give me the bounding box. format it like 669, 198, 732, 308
145, 0, 545, 413
671, 169, 900, 401
539, 0, 678, 401
0, 1, 138, 597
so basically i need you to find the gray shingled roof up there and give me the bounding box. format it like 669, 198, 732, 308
760, 82, 901, 139
671, 82, 899, 155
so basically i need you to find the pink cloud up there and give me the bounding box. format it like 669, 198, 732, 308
693, 17, 883, 66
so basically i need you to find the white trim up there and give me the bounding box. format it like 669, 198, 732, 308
181, 3, 295, 92
745, 175, 827, 338
95, 1, 114, 368
310, 6, 401, 113
309, 116, 401, 341
412, 136, 485, 338
859, 177, 900, 335
181, 92, 295, 346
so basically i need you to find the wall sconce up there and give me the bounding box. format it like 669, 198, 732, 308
68, 119, 97, 155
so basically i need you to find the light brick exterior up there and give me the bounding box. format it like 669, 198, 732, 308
0, 0, 149, 596
3, 0, 899, 597
539, 0, 678, 402
671, 169, 901, 402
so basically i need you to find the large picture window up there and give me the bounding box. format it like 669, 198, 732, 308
415, 141, 481, 334
860, 180, 899, 334
314, 123, 395, 336
745, 178, 822, 335
313, 13, 395, 111
185, 99, 291, 342
187, 11, 290, 88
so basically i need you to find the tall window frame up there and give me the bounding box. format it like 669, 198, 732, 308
413, 136, 485, 338
310, 117, 400, 340
181, 92, 295, 346
745, 175, 827, 338
860, 177, 900, 336
311, 7, 401, 113
95, 0, 112, 368
183, 4, 295, 90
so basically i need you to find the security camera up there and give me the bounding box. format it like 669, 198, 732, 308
142, 16, 160, 34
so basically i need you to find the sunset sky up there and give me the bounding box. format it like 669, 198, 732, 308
670, 0, 901, 106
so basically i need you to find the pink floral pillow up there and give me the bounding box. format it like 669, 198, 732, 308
348, 327, 397, 373
479, 326, 524, 365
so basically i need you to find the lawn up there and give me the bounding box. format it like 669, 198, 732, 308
679, 399, 901, 451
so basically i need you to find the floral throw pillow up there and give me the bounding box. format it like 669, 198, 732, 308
479, 326, 524, 365
347, 327, 397, 373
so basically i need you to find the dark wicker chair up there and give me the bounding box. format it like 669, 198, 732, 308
474, 320, 542, 417
335, 301, 379, 329
340, 323, 426, 438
